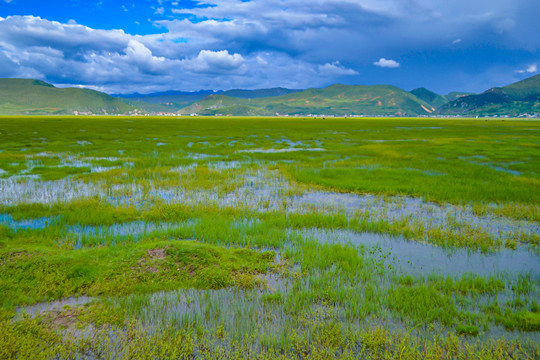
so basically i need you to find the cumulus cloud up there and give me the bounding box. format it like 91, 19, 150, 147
516, 63, 537, 74
373, 58, 400, 68
0, 15, 335, 93
183, 50, 246, 73
318, 62, 358, 76
0, 16, 176, 90
0, 0, 539, 94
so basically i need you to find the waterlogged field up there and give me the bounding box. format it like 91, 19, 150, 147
0, 116, 539, 359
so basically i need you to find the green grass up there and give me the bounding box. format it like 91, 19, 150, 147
0, 240, 273, 308
0, 116, 538, 358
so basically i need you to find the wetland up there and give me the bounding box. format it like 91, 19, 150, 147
0, 116, 539, 359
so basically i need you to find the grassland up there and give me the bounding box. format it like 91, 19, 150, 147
0, 116, 539, 359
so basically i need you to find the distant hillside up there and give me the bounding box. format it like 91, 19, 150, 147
0, 79, 134, 115
410, 88, 448, 109
221, 87, 302, 99
179, 95, 257, 115
180, 84, 434, 116
437, 74, 540, 116
113, 90, 218, 110
444, 91, 473, 102
503, 74, 540, 100
114, 87, 302, 111
114, 89, 217, 99
120, 98, 179, 114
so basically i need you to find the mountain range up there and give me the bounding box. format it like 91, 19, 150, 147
177, 84, 436, 116
0, 75, 538, 117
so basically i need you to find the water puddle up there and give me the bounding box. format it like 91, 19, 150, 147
238, 148, 325, 153
0, 213, 55, 231
300, 229, 539, 277
395, 126, 442, 130
185, 153, 219, 160
117, 273, 292, 333
16, 296, 93, 317
66, 220, 199, 247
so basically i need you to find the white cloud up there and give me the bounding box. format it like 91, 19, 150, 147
197, 50, 244, 70
452, 38, 462, 44
0, 0, 538, 94
516, 63, 537, 74
318, 62, 358, 76
124, 40, 169, 74
373, 58, 400, 68
0, 15, 340, 93
183, 50, 245, 73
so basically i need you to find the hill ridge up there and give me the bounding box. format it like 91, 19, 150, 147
436, 74, 539, 116
0, 78, 135, 115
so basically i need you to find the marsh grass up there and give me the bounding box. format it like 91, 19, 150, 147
0, 116, 538, 358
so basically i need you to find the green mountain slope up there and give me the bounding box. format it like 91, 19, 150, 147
0, 79, 135, 115
114, 90, 216, 110
180, 84, 434, 116
120, 98, 179, 113
221, 87, 302, 99
503, 74, 540, 100
437, 74, 540, 116
444, 92, 473, 102
180, 95, 247, 115
410, 87, 448, 109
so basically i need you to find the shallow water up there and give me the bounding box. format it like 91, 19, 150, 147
293, 192, 540, 240
207, 161, 243, 170
185, 152, 219, 159
238, 148, 325, 153
1, 166, 538, 252
67, 219, 199, 247
17, 296, 93, 316
0, 213, 54, 231
459, 156, 522, 176
300, 229, 540, 277
0, 178, 102, 205
118, 272, 292, 334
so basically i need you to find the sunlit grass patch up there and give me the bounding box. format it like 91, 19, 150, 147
286, 163, 539, 205
0, 240, 274, 309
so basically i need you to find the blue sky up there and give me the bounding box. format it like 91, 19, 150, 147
0, 0, 538, 94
